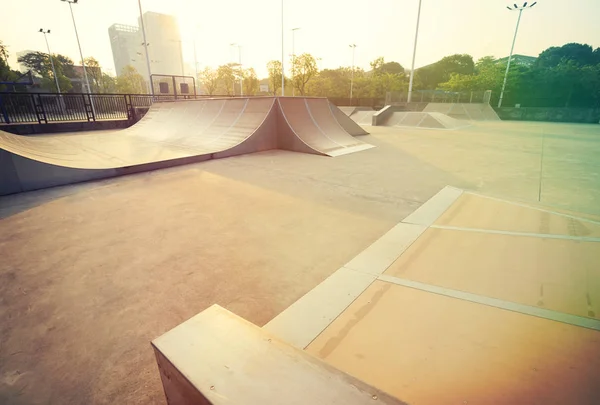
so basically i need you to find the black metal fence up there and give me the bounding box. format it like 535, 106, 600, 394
0, 92, 247, 124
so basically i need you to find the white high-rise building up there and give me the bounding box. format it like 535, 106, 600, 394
108, 24, 145, 76
109, 12, 184, 78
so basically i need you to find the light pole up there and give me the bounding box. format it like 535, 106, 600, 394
60, 0, 92, 94
349, 44, 357, 104
407, 0, 423, 103
498, 2, 537, 107
281, 0, 285, 96
291, 27, 300, 96
39, 29, 61, 93
137, 0, 153, 95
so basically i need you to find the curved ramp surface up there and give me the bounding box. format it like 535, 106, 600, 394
0, 97, 374, 195
350, 110, 376, 126
382, 112, 471, 129
278, 98, 374, 157
424, 103, 500, 121
328, 102, 369, 136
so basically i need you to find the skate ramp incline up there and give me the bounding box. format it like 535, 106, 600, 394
329, 102, 369, 136
351, 110, 376, 126
278, 98, 374, 157
382, 112, 471, 129
424, 103, 500, 121
0, 97, 374, 195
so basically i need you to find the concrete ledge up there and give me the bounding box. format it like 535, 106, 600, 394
152, 305, 407, 405
371, 105, 393, 126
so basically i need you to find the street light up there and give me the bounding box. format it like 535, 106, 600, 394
291, 27, 300, 96
281, 0, 285, 96
230, 43, 243, 96
407, 0, 423, 103
39, 29, 61, 94
137, 0, 153, 95
498, 1, 537, 107
349, 44, 357, 104
60, 0, 92, 95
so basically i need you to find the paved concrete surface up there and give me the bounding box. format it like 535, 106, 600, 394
302, 187, 600, 405
0, 120, 599, 404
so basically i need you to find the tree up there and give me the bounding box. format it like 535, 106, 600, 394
0, 40, 9, 64
216, 64, 235, 95
242, 68, 259, 96
267, 60, 284, 95
415, 54, 474, 89
116, 65, 147, 93
17, 51, 73, 92
290, 53, 318, 95
83, 57, 102, 92
368, 57, 406, 98
370, 57, 405, 75
536, 43, 598, 69
198, 67, 219, 95
98, 73, 116, 93
0, 40, 21, 91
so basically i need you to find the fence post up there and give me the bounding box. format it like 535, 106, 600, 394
0, 94, 9, 124
36, 94, 48, 124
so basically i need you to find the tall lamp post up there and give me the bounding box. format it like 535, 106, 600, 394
281, 0, 285, 96
137, 0, 153, 95
498, 2, 537, 107
349, 44, 357, 104
230, 43, 243, 96
291, 27, 300, 96
407, 0, 422, 103
39, 29, 61, 94
60, 0, 92, 95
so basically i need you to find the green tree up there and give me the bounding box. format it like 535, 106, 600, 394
17, 51, 75, 92
267, 60, 284, 95
536, 43, 598, 69
83, 57, 102, 92
98, 73, 116, 93
0, 40, 20, 91
415, 54, 474, 89
242, 68, 259, 95
116, 65, 147, 93
198, 67, 219, 95
290, 53, 318, 95
216, 64, 235, 95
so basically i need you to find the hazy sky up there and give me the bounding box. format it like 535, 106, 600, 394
2, 0, 599, 78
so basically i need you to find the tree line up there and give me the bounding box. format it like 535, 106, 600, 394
0, 40, 146, 94
2, 38, 599, 108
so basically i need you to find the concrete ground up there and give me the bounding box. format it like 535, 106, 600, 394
0, 120, 599, 404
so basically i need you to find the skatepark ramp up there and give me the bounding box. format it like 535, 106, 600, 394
0, 97, 374, 195
423, 103, 500, 121
381, 112, 471, 129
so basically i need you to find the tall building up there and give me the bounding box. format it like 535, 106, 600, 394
140, 12, 184, 76
108, 24, 145, 77
108, 13, 184, 78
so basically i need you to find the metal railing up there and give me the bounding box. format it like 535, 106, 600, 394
0, 92, 251, 124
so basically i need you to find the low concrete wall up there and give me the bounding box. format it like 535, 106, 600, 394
495, 107, 600, 124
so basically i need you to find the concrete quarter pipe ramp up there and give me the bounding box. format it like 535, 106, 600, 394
0, 97, 374, 195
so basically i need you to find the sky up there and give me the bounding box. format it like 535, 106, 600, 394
1, 0, 600, 78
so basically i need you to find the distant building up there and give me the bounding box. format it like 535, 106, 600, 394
494, 54, 537, 67
140, 12, 184, 76
108, 24, 145, 77
108, 12, 184, 78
